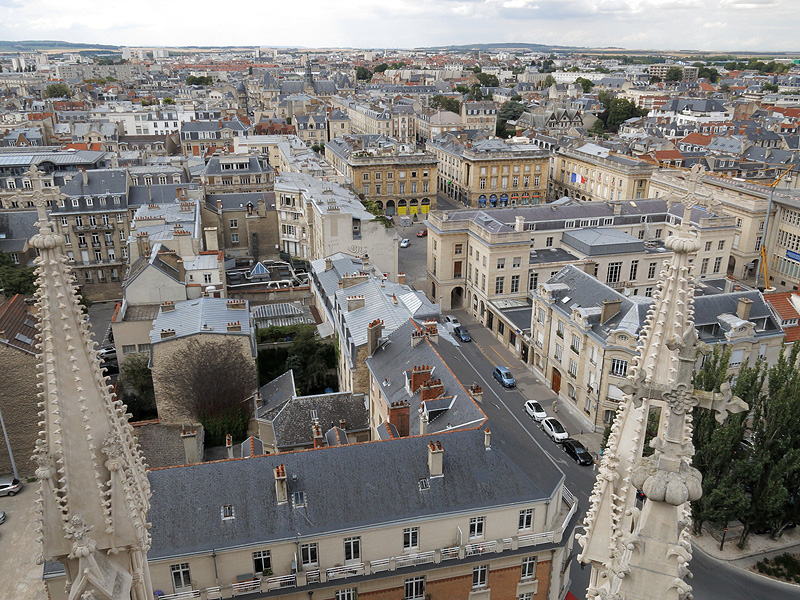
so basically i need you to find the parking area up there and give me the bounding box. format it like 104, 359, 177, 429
0, 485, 48, 600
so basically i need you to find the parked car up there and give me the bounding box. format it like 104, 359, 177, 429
541, 417, 569, 442
400, 238, 410, 248
0, 478, 22, 497
454, 326, 471, 342
100, 359, 119, 375
416, 228, 428, 237
562, 439, 593, 465
0, 509, 5, 525
442, 315, 461, 329
97, 346, 116, 361
524, 400, 547, 422
492, 366, 516, 388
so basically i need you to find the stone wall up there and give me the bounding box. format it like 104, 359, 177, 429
0, 345, 39, 477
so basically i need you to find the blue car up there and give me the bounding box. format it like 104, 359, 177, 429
493, 366, 515, 388
454, 326, 471, 342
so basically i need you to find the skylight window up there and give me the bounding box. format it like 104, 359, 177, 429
292, 491, 306, 508
561, 296, 571, 304
418, 478, 430, 491
221, 505, 235, 520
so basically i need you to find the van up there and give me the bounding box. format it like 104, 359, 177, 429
493, 366, 515, 388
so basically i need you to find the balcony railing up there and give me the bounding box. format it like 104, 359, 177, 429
75, 223, 114, 232
153, 488, 577, 599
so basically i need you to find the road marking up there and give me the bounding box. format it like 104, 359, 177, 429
491, 346, 515, 369
456, 347, 563, 471
473, 340, 496, 366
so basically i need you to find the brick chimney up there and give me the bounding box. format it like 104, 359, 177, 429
161, 300, 175, 312
469, 383, 483, 404
601, 298, 622, 323
398, 272, 406, 285
736, 296, 753, 321
388, 401, 410, 437
367, 318, 384, 356
274, 464, 288, 504
428, 440, 443, 478
420, 379, 444, 402
226, 434, 233, 459
312, 423, 324, 448
347, 295, 365, 311
411, 330, 426, 347
160, 328, 176, 339
410, 365, 434, 392
227, 321, 242, 332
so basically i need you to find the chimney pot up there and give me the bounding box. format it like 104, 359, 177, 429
737, 296, 753, 321
428, 440, 444, 478
484, 428, 491, 450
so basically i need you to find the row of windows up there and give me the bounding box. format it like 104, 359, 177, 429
362, 170, 429, 180
478, 175, 540, 190
62, 214, 124, 227
363, 181, 429, 195
478, 163, 540, 176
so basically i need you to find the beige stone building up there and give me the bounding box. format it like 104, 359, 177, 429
427, 134, 550, 208
460, 101, 498, 136
550, 143, 656, 203
325, 134, 438, 216
527, 265, 784, 432
416, 109, 465, 143
425, 198, 736, 312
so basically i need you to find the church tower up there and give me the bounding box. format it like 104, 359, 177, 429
28, 164, 153, 600
577, 166, 747, 599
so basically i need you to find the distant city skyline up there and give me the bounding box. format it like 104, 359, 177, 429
0, 0, 799, 53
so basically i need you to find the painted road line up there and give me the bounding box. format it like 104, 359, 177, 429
491, 345, 515, 369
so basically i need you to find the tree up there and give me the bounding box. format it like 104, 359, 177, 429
543, 74, 556, 88
762, 83, 779, 93
588, 119, 607, 137
476, 72, 499, 88
163, 97, 175, 105
496, 100, 526, 138
45, 83, 70, 98
664, 66, 684, 82
575, 77, 594, 93
605, 98, 647, 132
455, 85, 470, 94
720, 83, 731, 94
185, 75, 213, 86
373, 63, 389, 73
119, 353, 156, 421
0, 252, 36, 295
430, 95, 461, 114
161, 337, 257, 446
355, 66, 372, 81
510, 94, 522, 102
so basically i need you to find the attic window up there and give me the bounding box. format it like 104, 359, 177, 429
310, 409, 318, 421
221, 505, 235, 520
292, 491, 306, 508
15, 333, 33, 345
561, 296, 571, 304
418, 478, 430, 491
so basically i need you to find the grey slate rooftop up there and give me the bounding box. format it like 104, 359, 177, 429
146, 427, 563, 560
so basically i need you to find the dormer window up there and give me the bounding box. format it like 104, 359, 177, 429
221, 505, 235, 520
292, 491, 306, 508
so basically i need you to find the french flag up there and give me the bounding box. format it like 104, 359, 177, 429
571, 173, 586, 184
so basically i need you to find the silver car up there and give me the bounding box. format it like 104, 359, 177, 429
0, 478, 22, 497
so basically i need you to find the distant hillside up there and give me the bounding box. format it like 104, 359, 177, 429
418, 42, 581, 53
0, 40, 119, 53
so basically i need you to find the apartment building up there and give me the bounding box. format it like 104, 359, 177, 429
310, 253, 437, 394
550, 143, 656, 202
326, 108, 351, 142
293, 112, 327, 146
44, 426, 578, 600
460, 101, 498, 136
416, 109, 465, 144
179, 118, 250, 157
647, 64, 699, 81
649, 169, 769, 281
202, 191, 280, 261
0, 148, 106, 210
329, 96, 392, 138
427, 134, 550, 208
425, 198, 735, 311
277, 172, 399, 274
325, 134, 438, 216
528, 265, 783, 432
199, 154, 275, 195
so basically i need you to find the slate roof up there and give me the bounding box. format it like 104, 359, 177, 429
146, 427, 562, 559
0, 210, 38, 254
149, 297, 254, 348
0, 294, 37, 354
366, 320, 486, 435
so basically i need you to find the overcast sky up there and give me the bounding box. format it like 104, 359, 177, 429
0, 0, 798, 52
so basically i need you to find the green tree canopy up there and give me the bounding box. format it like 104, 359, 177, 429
119, 353, 156, 421
163, 97, 175, 105
543, 74, 556, 88
373, 62, 389, 73
575, 77, 595, 93
0, 252, 36, 295
664, 66, 684, 82
496, 101, 526, 138
603, 98, 647, 132
430, 95, 461, 114
355, 66, 372, 81
476, 72, 499, 88
45, 82, 70, 98
185, 75, 213, 86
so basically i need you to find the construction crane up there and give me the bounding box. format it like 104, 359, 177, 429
754, 166, 795, 291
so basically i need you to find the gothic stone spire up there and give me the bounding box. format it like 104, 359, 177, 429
577, 166, 748, 599
28, 164, 154, 600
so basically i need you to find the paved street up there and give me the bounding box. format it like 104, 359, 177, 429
0, 485, 48, 600
86, 300, 118, 347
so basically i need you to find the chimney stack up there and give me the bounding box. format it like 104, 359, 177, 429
484, 428, 491, 450
428, 441, 443, 478
410, 365, 434, 392
398, 272, 406, 285
419, 405, 428, 435
388, 401, 410, 437
339, 418, 346, 430
601, 298, 622, 323
274, 464, 288, 504
420, 379, 444, 402
180, 427, 199, 464
312, 423, 324, 448
226, 434, 233, 459
81, 167, 88, 186
469, 383, 483, 404
347, 295, 365, 311
325, 257, 333, 271
737, 297, 753, 321
515, 215, 525, 232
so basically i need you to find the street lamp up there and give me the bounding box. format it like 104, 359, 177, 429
0, 406, 19, 481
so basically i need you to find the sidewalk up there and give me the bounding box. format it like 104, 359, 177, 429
454, 309, 605, 454
693, 524, 800, 567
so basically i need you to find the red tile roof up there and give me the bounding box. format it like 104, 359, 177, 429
764, 292, 800, 343
680, 132, 713, 146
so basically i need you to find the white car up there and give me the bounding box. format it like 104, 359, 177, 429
442, 315, 461, 330
524, 400, 547, 422
541, 417, 569, 443
400, 238, 410, 248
